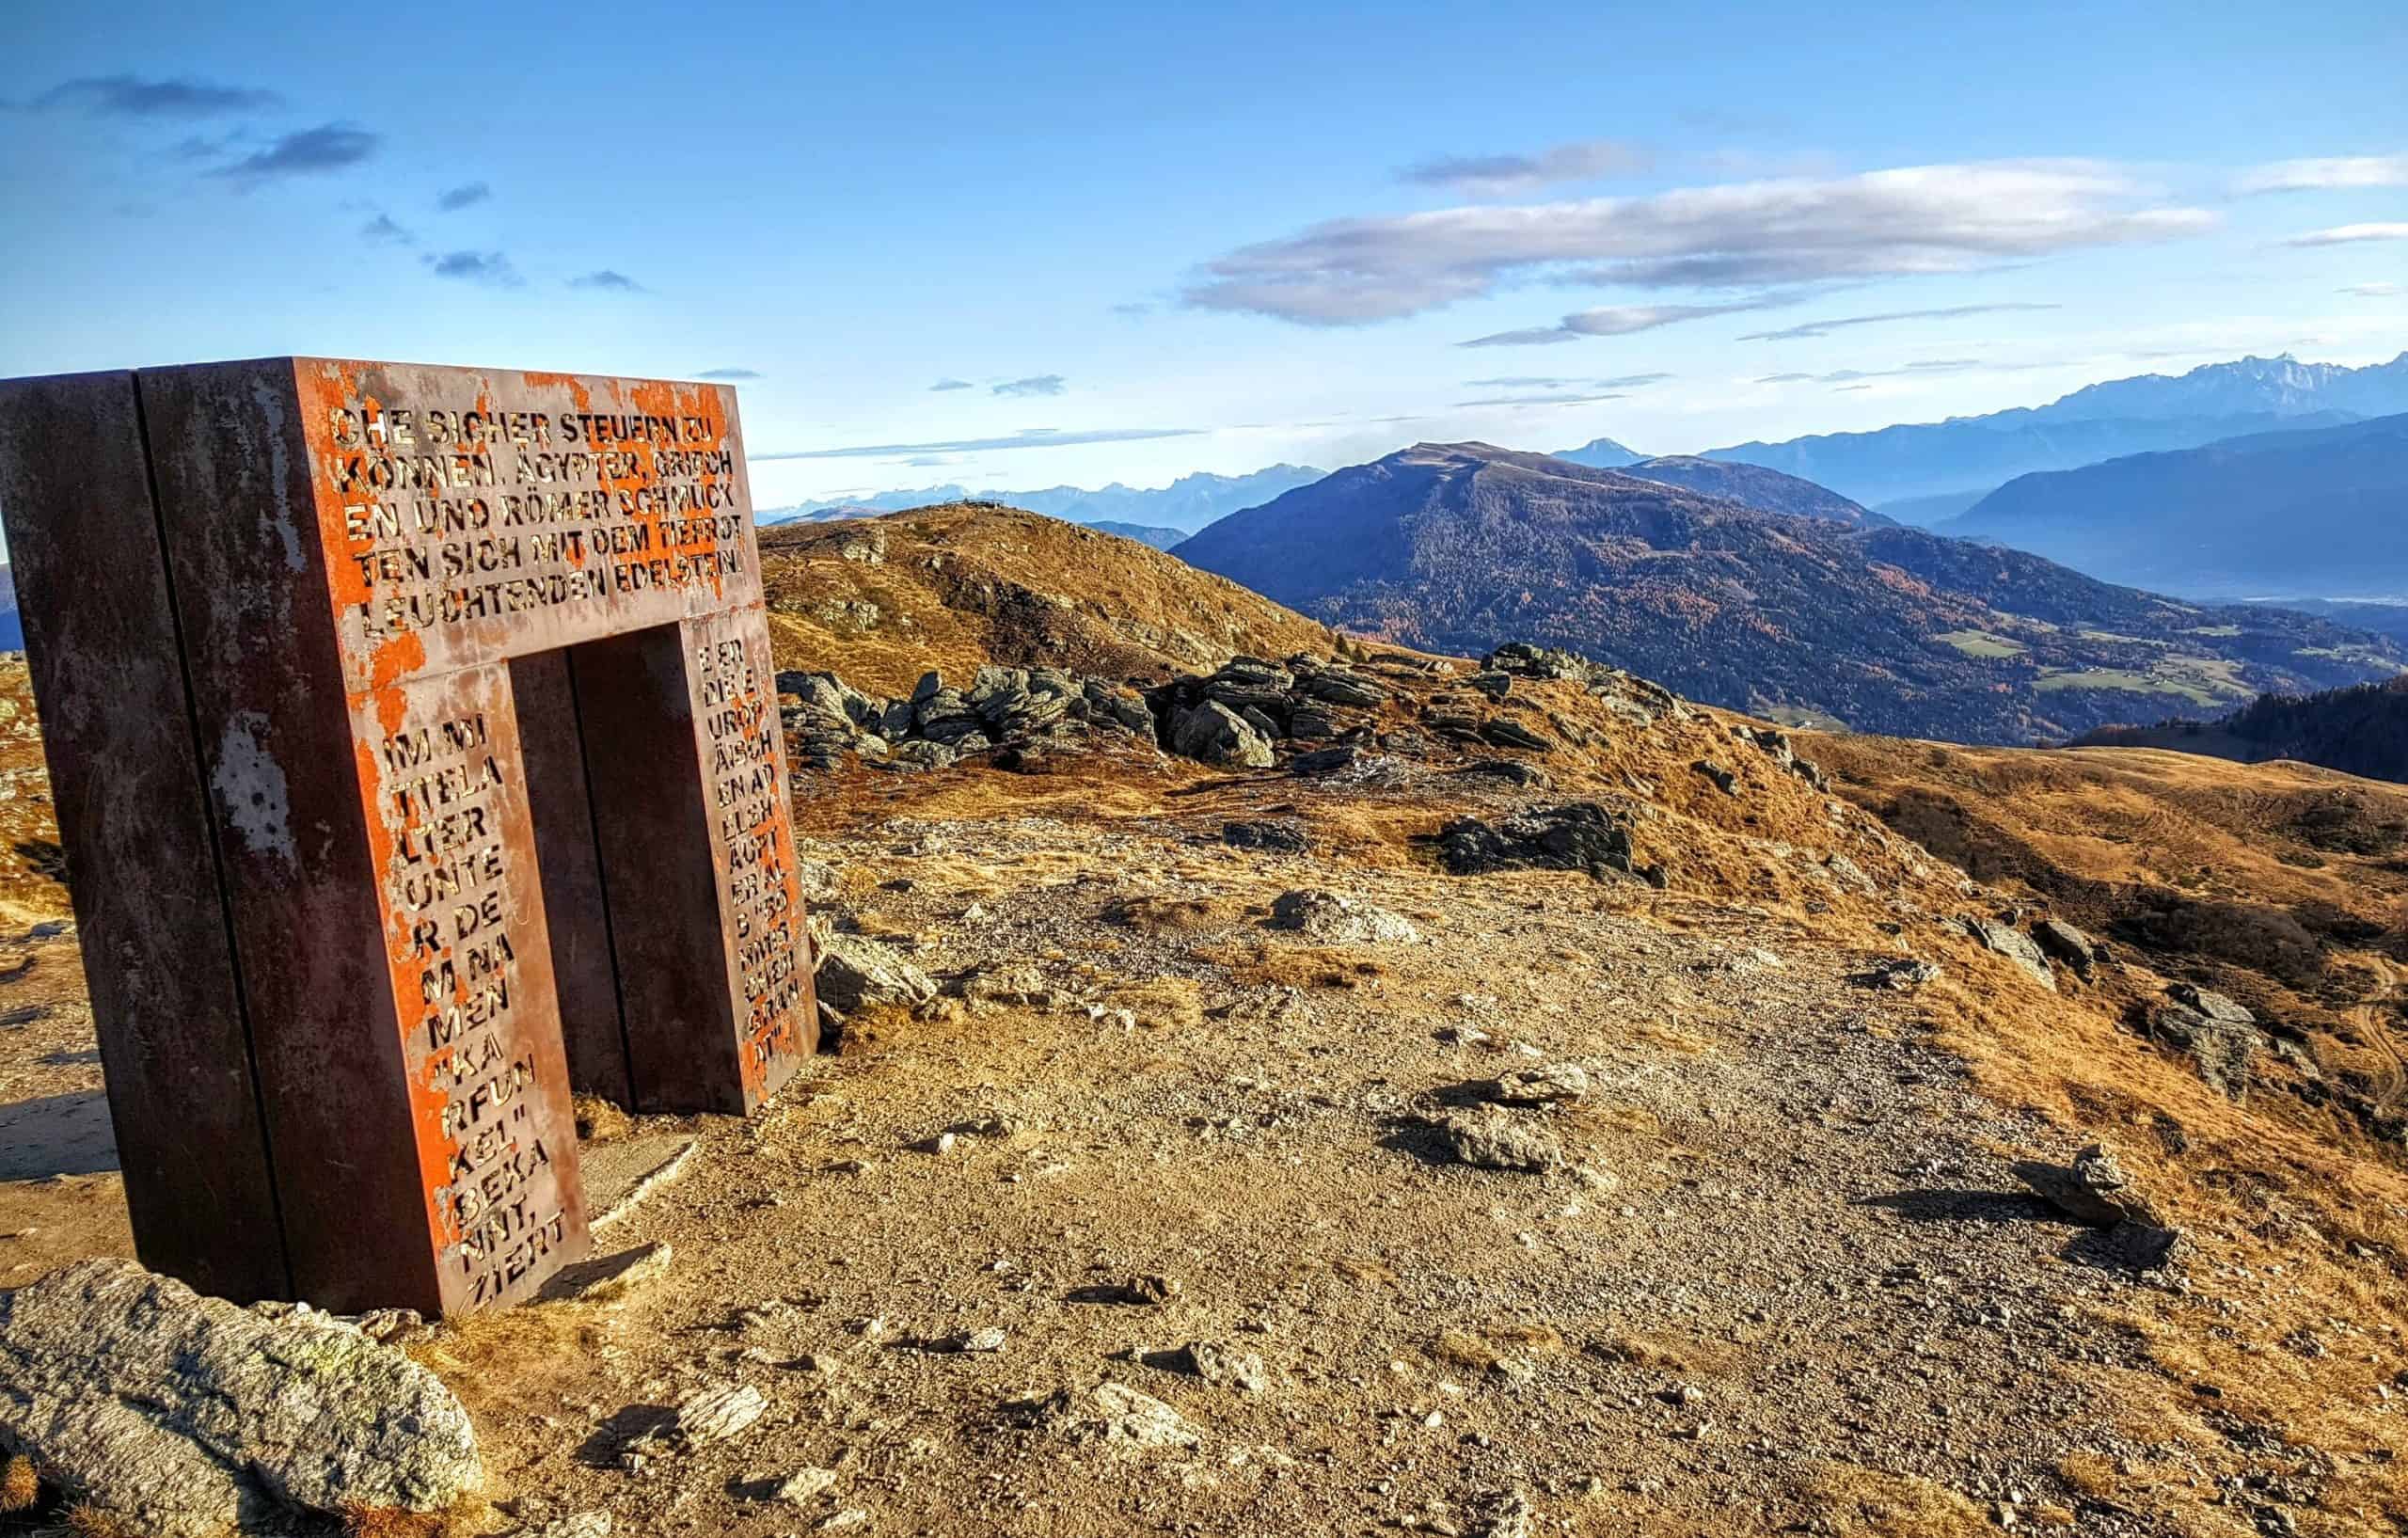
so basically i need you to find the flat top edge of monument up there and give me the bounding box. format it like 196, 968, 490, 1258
1, 357, 748, 393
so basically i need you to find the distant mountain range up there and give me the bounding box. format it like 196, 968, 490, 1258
1938, 413, 2408, 599
1695, 353, 2408, 514
1172, 442, 2400, 745
756, 465, 1324, 535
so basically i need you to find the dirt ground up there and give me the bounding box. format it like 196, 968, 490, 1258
0, 626, 2402, 1537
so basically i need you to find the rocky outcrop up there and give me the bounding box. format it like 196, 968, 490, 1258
0, 1260, 480, 1538
1434, 803, 1658, 884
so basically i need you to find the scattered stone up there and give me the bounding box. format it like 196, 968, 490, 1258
1016, 1382, 1200, 1450
2032, 918, 2100, 977
764, 1467, 840, 1506
519, 1514, 612, 1538
1819, 852, 1875, 894
1223, 820, 1309, 853
1481, 1064, 1590, 1104
2167, 982, 2255, 1026
1167, 1340, 1270, 1393
1962, 917, 2056, 991
1439, 1113, 1564, 1172
820, 1510, 871, 1531
1302, 671, 1385, 707
1465, 671, 1513, 699
1125, 1274, 1180, 1306
928, 1326, 1007, 1354
1289, 744, 1361, 775
2018, 1144, 2161, 1227
1479, 718, 1555, 753
1856, 957, 1941, 991
1470, 1487, 1536, 1538
1690, 759, 1741, 798
0, 1260, 480, 1538
1452, 758, 1549, 788
1269, 888, 1421, 943
673, 1382, 768, 1444
816, 933, 940, 1013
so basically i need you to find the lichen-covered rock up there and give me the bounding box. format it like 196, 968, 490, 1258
0, 1260, 480, 1538
1435, 803, 1646, 883
816, 932, 939, 1012
1169, 700, 1275, 768
1440, 1113, 1564, 1172
1269, 889, 1421, 943
672, 1383, 768, 1444
1963, 917, 2056, 991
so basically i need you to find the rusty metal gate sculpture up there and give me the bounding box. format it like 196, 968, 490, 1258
0, 358, 816, 1314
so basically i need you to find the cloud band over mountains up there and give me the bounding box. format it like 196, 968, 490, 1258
1184, 161, 2214, 326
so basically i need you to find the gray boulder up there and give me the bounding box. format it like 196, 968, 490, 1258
1169, 701, 1275, 768
0, 1260, 480, 1538
2033, 919, 2101, 977
1964, 917, 2056, 991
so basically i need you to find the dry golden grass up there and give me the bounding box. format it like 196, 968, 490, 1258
1098, 975, 1206, 1030
759, 505, 1339, 697
0, 1454, 38, 1514
1193, 942, 1390, 991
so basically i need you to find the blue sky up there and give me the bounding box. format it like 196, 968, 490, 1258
3, 0, 2403, 508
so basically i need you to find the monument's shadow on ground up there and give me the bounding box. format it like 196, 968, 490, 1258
0, 1089, 119, 1180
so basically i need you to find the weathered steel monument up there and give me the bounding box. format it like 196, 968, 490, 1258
0, 358, 816, 1315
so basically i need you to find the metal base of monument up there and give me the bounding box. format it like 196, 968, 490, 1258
0, 358, 817, 1315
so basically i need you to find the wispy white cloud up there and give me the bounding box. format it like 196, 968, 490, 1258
1399, 139, 1651, 199
928, 378, 974, 391
1755, 357, 2069, 386
1185, 161, 2213, 325
754, 427, 1205, 462
1452, 390, 1629, 407
1460, 302, 1777, 347
206, 122, 378, 185
2340, 282, 2402, 297
993, 374, 1066, 397
423, 250, 520, 287
2286, 223, 2408, 246
568, 269, 644, 293
2235, 153, 2408, 194
1737, 301, 2059, 341
37, 74, 278, 117
1462, 373, 1673, 388
696, 367, 761, 379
